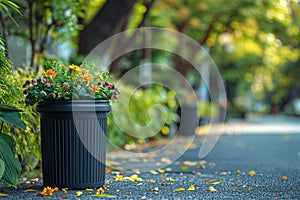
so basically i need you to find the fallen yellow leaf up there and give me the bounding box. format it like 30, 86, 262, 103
248, 170, 256, 176
196, 165, 204, 169
187, 185, 195, 191
24, 189, 37, 192
208, 186, 217, 192
166, 177, 176, 182
146, 179, 156, 183
282, 176, 288, 181
93, 194, 117, 198
174, 187, 185, 192
76, 191, 83, 196
157, 169, 165, 173
180, 166, 189, 170
210, 180, 222, 185
0, 193, 8, 197
149, 170, 158, 175
166, 167, 172, 172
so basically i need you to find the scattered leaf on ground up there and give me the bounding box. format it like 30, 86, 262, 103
62, 188, 68, 193
187, 185, 195, 191
180, 166, 189, 170
146, 179, 156, 183
248, 187, 252, 192
61, 193, 69, 199
166, 177, 177, 182
201, 178, 212, 182
183, 161, 197, 166
93, 194, 117, 198
235, 170, 241, 175
152, 186, 159, 191
157, 169, 165, 173
208, 186, 217, 192
219, 171, 228, 175
142, 196, 146, 200
248, 170, 256, 176
166, 167, 172, 172
161, 157, 172, 164
114, 175, 123, 181
210, 180, 222, 185
24, 189, 37, 193
282, 176, 288, 181
129, 174, 143, 182
0, 193, 8, 197
196, 165, 204, 169
76, 191, 83, 196
174, 187, 185, 192
150, 170, 158, 175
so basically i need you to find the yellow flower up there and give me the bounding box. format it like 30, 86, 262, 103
45, 69, 57, 78
69, 64, 81, 72
40, 186, 56, 196
161, 126, 170, 135
95, 72, 103, 79
96, 187, 105, 195
82, 74, 93, 82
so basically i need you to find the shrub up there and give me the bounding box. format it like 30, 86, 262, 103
107, 83, 180, 148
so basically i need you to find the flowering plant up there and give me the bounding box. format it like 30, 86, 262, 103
23, 61, 119, 106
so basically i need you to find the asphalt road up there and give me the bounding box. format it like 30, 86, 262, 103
1, 115, 300, 199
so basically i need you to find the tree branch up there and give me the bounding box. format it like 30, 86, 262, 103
28, 2, 36, 70
0, 11, 8, 57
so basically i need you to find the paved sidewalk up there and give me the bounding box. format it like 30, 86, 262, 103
1, 115, 300, 199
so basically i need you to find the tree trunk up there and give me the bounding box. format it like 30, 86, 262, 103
78, 0, 137, 55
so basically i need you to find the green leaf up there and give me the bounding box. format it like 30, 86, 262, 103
0, 137, 22, 186
0, 134, 13, 151
78, 87, 87, 96
0, 104, 26, 130
0, 104, 22, 112
0, 159, 5, 179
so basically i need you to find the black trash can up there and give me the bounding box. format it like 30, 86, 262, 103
37, 100, 111, 189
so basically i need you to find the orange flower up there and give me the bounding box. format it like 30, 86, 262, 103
69, 64, 81, 72
40, 186, 56, 196
96, 187, 105, 195
91, 85, 100, 92
80, 69, 89, 74
45, 69, 57, 78
82, 74, 93, 82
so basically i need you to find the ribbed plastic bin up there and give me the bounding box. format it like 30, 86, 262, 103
37, 100, 111, 189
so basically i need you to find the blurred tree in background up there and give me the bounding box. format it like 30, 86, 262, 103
147, 0, 300, 114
